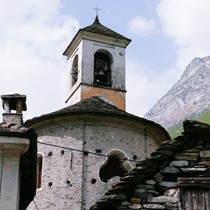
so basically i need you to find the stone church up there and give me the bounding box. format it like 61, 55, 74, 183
25, 16, 170, 210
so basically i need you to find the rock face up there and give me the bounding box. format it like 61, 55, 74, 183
144, 56, 210, 129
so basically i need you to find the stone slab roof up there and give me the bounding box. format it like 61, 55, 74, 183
89, 120, 210, 210
25, 96, 170, 140
82, 15, 131, 42
63, 16, 131, 56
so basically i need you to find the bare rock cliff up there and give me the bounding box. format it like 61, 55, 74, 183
144, 56, 210, 129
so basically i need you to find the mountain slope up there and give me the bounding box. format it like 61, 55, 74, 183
144, 56, 210, 136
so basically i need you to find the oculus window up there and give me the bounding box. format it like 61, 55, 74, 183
99, 150, 132, 183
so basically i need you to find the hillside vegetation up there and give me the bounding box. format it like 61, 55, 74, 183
168, 108, 210, 138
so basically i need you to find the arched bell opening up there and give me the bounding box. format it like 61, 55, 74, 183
71, 54, 79, 87
94, 50, 112, 87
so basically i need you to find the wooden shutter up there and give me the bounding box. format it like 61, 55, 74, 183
178, 177, 210, 210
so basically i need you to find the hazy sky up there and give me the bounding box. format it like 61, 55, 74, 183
0, 0, 210, 121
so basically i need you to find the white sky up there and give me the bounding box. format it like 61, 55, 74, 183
0, 0, 210, 121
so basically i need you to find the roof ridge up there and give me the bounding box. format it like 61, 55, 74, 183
94, 15, 100, 24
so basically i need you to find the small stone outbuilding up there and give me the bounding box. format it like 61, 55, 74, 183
90, 120, 210, 210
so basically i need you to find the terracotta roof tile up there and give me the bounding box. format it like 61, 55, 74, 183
0, 122, 30, 133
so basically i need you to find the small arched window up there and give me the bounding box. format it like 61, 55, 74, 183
71, 55, 78, 86
94, 51, 112, 86
99, 150, 132, 183
36, 154, 43, 189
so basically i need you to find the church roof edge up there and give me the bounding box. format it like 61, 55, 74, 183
24, 96, 170, 140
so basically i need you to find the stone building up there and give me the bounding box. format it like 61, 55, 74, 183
25, 16, 170, 210
0, 94, 37, 210
90, 120, 210, 210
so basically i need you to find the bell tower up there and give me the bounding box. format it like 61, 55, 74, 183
63, 16, 131, 110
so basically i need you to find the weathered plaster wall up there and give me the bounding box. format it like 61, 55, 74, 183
27, 116, 164, 210
66, 41, 83, 102
27, 120, 84, 210
66, 39, 126, 109
0, 136, 29, 210
81, 85, 125, 110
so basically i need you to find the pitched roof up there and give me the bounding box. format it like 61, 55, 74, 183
89, 120, 210, 210
82, 15, 131, 42
25, 96, 170, 140
63, 16, 131, 56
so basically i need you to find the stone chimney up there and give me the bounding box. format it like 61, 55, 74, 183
1, 94, 27, 125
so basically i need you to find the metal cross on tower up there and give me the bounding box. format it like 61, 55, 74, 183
93, 5, 102, 16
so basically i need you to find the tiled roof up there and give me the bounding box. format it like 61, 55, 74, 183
82, 15, 131, 42
0, 122, 30, 133
25, 96, 170, 140
89, 120, 210, 210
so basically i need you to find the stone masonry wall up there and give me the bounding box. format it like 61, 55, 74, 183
117, 123, 210, 210
27, 118, 84, 210
27, 115, 164, 210
89, 121, 210, 210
